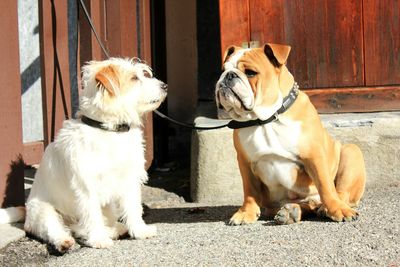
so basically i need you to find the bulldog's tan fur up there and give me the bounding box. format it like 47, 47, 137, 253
215, 44, 366, 225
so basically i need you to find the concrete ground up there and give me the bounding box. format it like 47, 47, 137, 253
0, 178, 399, 266
1, 112, 399, 266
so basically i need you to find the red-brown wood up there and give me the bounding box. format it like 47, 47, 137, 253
0, 0, 25, 207
79, 0, 104, 65
138, 0, 154, 169
219, 0, 250, 56
39, 0, 72, 145
363, 0, 400, 86
104, 0, 138, 57
219, 0, 400, 113
249, 0, 364, 89
23, 142, 45, 166
305, 86, 400, 113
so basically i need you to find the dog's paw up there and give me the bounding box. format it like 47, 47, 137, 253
130, 224, 157, 240
229, 209, 260, 225
55, 236, 76, 253
317, 203, 359, 222
107, 222, 128, 240
86, 236, 114, 249
274, 203, 302, 225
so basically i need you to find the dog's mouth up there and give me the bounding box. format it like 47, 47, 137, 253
217, 84, 254, 113
222, 86, 252, 111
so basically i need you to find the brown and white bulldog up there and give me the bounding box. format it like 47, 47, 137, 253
215, 43, 366, 225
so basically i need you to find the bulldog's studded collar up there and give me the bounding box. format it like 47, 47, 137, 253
227, 82, 299, 129
81, 115, 130, 132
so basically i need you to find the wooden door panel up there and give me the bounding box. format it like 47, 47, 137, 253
219, 0, 250, 57
0, 0, 25, 207
249, 0, 364, 89
304, 86, 400, 113
364, 0, 400, 86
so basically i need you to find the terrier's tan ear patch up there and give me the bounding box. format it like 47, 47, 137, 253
95, 65, 119, 96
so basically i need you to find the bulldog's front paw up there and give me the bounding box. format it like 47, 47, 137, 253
229, 209, 260, 225
274, 203, 302, 225
317, 202, 359, 222
130, 224, 157, 240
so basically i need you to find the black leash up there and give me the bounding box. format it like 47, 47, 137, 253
77, 0, 298, 131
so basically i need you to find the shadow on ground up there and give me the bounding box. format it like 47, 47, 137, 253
144, 205, 239, 224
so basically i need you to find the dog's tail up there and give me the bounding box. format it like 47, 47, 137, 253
0, 207, 26, 224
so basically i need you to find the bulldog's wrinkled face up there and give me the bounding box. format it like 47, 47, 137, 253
215, 44, 291, 121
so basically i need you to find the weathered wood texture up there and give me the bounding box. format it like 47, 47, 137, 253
219, 0, 250, 56
363, 0, 400, 86
39, 0, 72, 145
249, 0, 364, 89
305, 86, 400, 113
0, 0, 25, 207
219, 0, 400, 112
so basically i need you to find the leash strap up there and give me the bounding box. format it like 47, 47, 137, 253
227, 82, 299, 129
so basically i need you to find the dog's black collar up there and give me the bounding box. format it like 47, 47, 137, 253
81, 115, 130, 132
227, 82, 299, 129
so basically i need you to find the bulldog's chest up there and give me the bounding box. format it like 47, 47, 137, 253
237, 118, 302, 190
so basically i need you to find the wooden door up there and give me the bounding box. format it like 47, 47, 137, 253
219, 0, 400, 113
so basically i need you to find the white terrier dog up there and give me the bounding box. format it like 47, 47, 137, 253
0, 58, 167, 252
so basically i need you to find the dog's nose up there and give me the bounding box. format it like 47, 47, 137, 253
225, 71, 238, 81
161, 83, 168, 92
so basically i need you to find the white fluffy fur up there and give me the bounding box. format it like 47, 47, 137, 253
0, 58, 166, 252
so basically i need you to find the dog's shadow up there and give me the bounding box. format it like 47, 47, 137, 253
143, 205, 240, 224
143, 205, 331, 225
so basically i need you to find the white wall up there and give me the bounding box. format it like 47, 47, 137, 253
18, 0, 43, 143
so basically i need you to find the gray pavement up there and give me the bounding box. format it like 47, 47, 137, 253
0, 183, 399, 266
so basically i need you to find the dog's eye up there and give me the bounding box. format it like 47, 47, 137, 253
244, 69, 258, 78
143, 70, 152, 78
131, 75, 138, 81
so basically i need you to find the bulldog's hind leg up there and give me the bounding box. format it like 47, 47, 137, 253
335, 144, 366, 207
24, 199, 75, 252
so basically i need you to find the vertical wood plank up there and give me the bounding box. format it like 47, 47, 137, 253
79, 0, 104, 66
219, 0, 250, 56
39, 0, 72, 144
0, 0, 24, 207
248, 0, 364, 89
364, 0, 400, 86
138, 0, 154, 169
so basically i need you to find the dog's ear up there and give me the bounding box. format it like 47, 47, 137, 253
95, 65, 119, 96
264, 43, 291, 68
222, 45, 241, 63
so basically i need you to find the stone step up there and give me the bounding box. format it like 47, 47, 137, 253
191, 111, 400, 205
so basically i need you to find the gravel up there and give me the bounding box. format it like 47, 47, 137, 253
1, 184, 399, 267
